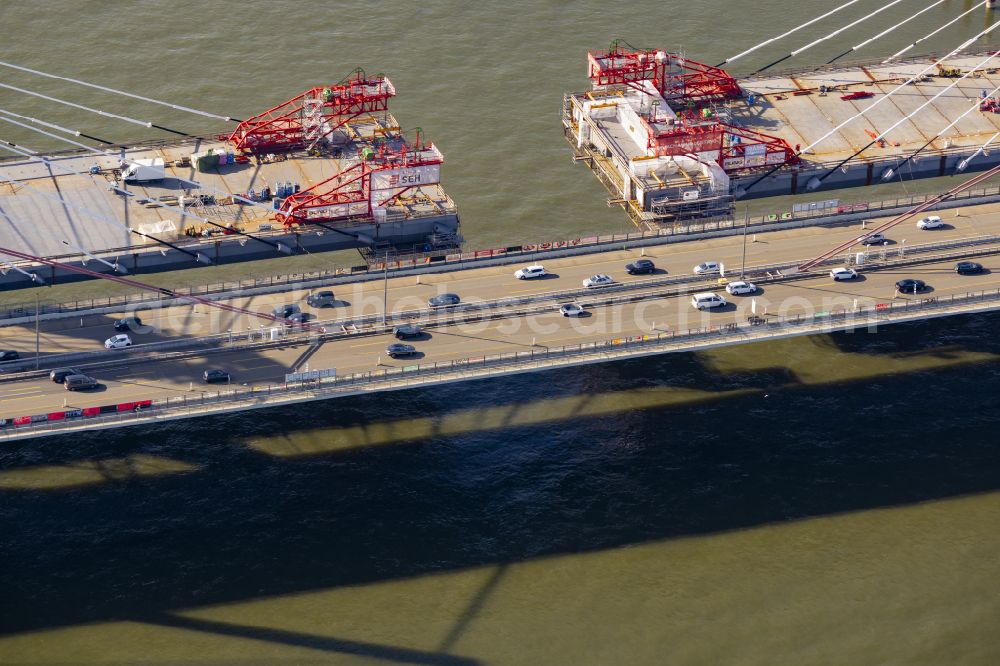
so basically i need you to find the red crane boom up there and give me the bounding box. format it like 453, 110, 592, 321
227, 71, 395, 153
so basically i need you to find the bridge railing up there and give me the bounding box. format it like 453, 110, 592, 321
5, 285, 1000, 440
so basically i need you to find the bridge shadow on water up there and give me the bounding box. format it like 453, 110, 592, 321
2, 312, 1000, 660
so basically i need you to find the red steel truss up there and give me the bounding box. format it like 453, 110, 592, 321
227, 71, 396, 153
718, 123, 798, 169
587, 44, 741, 105
637, 114, 796, 170
274, 134, 443, 227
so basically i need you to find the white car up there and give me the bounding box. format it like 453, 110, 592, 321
693, 261, 721, 275
514, 265, 546, 280
917, 215, 943, 230
582, 274, 615, 288
691, 292, 728, 310
830, 267, 858, 281
104, 334, 133, 349
559, 303, 584, 317
725, 281, 757, 295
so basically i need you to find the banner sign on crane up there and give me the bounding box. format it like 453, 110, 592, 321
304, 203, 369, 219
370, 165, 441, 192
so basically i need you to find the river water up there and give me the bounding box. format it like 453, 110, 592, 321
1, 1, 1000, 664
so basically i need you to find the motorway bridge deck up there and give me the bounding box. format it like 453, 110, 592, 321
3, 197, 1000, 439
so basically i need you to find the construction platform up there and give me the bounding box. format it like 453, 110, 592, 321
564, 48, 1000, 230
0, 105, 460, 279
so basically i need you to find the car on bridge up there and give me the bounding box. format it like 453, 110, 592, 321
203, 369, 231, 384
895, 278, 929, 294
0, 350, 19, 362
287, 312, 313, 325
272, 304, 301, 318
830, 267, 858, 281
860, 232, 889, 245
104, 334, 132, 349
582, 274, 614, 288
917, 215, 943, 230
386, 343, 417, 359
693, 261, 721, 275
113, 316, 144, 332
393, 324, 423, 339
955, 261, 984, 275
625, 258, 656, 275
50, 367, 84, 383
559, 303, 585, 317
725, 281, 757, 295
514, 265, 547, 280
306, 291, 336, 307
428, 293, 461, 307
63, 374, 98, 391
691, 292, 728, 310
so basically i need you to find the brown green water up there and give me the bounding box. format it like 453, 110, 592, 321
2, 2, 1000, 664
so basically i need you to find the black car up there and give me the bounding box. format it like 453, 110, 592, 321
0, 350, 19, 362
287, 312, 313, 325
393, 324, 423, 339
306, 290, 336, 307
860, 233, 889, 246
50, 367, 84, 383
956, 261, 984, 275
203, 369, 231, 383
272, 304, 301, 318
625, 258, 656, 275
386, 343, 417, 358
895, 279, 928, 293
63, 374, 99, 391
428, 293, 460, 307
113, 316, 143, 332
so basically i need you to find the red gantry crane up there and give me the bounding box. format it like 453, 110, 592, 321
587, 41, 742, 104
274, 129, 444, 227
226, 70, 396, 153
586, 43, 796, 171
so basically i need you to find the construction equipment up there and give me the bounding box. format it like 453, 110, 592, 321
273, 129, 443, 227
226, 70, 395, 154
864, 128, 887, 148
584, 43, 796, 172
936, 64, 962, 78
588, 41, 742, 105
840, 91, 874, 101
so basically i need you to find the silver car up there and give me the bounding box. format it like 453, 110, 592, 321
693, 261, 721, 275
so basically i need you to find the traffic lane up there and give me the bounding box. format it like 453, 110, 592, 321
0, 345, 313, 414
0, 215, 996, 361
0, 210, 995, 352
10, 250, 1000, 381
0, 204, 1000, 342
0, 305, 249, 356
4, 257, 1000, 415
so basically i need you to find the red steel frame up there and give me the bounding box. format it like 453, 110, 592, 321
587, 44, 741, 105
274, 134, 443, 227
227, 72, 396, 153
638, 116, 795, 167
719, 123, 798, 167
588, 45, 794, 170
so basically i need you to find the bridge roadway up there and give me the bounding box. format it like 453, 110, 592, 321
2, 203, 1000, 358
1, 247, 999, 418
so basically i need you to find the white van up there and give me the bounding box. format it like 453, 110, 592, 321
691, 292, 727, 310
